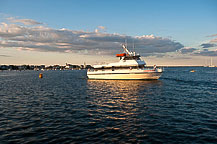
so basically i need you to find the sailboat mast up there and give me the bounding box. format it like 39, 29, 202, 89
211, 57, 212, 66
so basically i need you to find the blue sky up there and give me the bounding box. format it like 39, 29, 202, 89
0, 0, 217, 65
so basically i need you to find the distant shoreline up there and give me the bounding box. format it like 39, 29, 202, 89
0, 65, 216, 71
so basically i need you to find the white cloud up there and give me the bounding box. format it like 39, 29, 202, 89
205, 33, 217, 43
98, 26, 105, 30
7, 17, 42, 25
179, 47, 197, 54
207, 34, 217, 37
210, 38, 217, 43
194, 49, 217, 56
0, 18, 184, 56
0, 22, 26, 37
94, 26, 106, 33
0, 54, 10, 57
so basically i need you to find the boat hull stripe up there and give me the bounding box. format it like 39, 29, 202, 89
87, 72, 162, 75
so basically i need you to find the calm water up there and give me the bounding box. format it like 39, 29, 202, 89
0, 67, 217, 144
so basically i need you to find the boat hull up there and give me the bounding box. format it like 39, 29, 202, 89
87, 70, 162, 80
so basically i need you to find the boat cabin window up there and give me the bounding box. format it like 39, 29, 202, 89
93, 65, 146, 71
112, 66, 115, 71
138, 65, 144, 69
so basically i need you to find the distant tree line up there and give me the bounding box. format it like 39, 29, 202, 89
0, 64, 92, 71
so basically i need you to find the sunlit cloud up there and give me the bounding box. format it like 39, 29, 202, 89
207, 34, 217, 37
210, 38, 217, 43
0, 18, 185, 56
95, 25, 106, 33
195, 34, 217, 56
0, 54, 10, 57
200, 43, 217, 48
7, 17, 42, 25
179, 47, 197, 54
205, 33, 217, 43
194, 49, 217, 56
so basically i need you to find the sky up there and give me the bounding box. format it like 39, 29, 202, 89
0, 0, 217, 66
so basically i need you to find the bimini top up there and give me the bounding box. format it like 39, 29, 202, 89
116, 53, 126, 57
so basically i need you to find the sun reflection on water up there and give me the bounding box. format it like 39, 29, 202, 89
86, 80, 163, 134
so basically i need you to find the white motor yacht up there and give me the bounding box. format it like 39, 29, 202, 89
87, 44, 163, 80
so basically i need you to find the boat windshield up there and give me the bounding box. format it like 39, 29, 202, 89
123, 56, 140, 60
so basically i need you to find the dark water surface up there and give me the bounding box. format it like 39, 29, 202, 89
0, 67, 217, 143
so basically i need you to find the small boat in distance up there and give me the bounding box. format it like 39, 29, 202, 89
87, 44, 163, 80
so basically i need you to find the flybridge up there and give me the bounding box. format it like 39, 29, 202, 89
116, 44, 141, 59
92, 44, 145, 69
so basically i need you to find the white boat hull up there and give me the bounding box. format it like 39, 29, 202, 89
87, 69, 162, 80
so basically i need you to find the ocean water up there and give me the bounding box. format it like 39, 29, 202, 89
0, 67, 217, 143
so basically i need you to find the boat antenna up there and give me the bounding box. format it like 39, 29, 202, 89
133, 39, 135, 56
132, 40, 134, 51
125, 39, 127, 49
